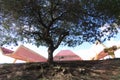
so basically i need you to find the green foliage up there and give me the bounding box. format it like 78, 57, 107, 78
0, 0, 120, 62
96, 0, 120, 19
0, 0, 119, 47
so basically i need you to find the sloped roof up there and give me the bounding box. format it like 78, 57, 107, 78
0, 47, 14, 55
94, 51, 108, 60
54, 50, 82, 61
7, 45, 47, 62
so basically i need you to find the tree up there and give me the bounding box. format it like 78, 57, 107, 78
0, 0, 120, 63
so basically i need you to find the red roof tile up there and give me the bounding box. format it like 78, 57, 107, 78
1, 47, 14, 54
8, 45, 47, 62
54, 50, 82, 61
96, 51, 108, 60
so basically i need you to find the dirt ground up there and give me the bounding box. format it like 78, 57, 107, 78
0, 58, 120, 80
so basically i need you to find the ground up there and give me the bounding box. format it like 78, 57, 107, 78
0, 58, 120, 80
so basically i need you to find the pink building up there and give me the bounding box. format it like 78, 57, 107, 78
54, 50, 83, 61
0, 45, 47, 63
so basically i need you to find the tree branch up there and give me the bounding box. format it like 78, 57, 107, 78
48, 11, 67, 28
30, 2, 47, 28
54, 31, 69, 49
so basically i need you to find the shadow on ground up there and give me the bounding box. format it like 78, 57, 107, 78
0, 58, 120, 80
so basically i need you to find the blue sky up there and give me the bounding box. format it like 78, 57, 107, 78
1, 25, 120, 63
7, 31, 120, 58
0, 32, 120, 63
26, 33, 120, 59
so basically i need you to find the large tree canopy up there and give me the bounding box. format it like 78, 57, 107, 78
0, 0, 120, 63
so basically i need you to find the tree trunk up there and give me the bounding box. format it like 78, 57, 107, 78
47, 46, 55, 64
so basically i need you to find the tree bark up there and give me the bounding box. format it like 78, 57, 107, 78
47, 45, 55, 64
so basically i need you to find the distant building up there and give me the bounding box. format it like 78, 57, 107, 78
92, 51, 108, 60
91, 40, 119, 60
1, 47, 14, 54
54, 50, 83, 61
0, 47, 17, 63
0, 45, 47, 63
